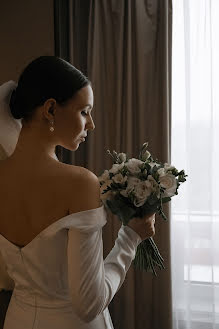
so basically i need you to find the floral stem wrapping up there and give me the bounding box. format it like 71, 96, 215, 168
98, 142, 187, 275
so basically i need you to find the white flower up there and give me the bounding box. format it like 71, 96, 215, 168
109, 162, 125, 174
118, 153, 127, 162
127, 176, 142, 188
133, 181, 152, 207
147, 175, 160, 198
112, 173, 127, 184
120, 177, 141, 198
159, 173, 177, 197
164, 163, 176, 172
148, 162, 157, 168
98, 169, 110, 182
157, 167, 166, 177
126, 158, 144, 175
147, 175, 159, 188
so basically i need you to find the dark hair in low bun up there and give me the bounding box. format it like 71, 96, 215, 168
9, 56, 90, 122
9, 88, 23, 119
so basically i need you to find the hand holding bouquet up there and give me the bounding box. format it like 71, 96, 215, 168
98, 142, 187, 275
126, 213, 156, 241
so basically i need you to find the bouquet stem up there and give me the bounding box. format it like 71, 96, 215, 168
133, 237, 165, 275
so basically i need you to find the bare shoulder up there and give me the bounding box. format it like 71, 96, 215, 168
60, 163, 97, 181
63, 164, 102, 213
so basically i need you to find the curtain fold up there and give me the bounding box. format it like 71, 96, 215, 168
54, 0, 73, 164
66, 1, 172, 328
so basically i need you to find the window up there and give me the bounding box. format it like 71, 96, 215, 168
171, 1, 219, 328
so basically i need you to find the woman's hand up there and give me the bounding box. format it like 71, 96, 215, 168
126, 213, 156, 240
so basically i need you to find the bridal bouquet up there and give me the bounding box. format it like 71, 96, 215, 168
98, 142, 187, 275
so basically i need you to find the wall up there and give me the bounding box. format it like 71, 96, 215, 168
0, 0, 54, 84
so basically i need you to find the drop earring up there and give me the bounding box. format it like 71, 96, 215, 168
49, 120, 54, 132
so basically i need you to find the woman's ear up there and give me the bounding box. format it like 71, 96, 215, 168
42, 98, 57, 120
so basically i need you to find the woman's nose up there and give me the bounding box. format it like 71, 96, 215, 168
87, 116, 95, 131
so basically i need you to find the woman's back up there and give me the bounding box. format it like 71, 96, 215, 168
0, 157, 84, 248
0, 159, 110, 328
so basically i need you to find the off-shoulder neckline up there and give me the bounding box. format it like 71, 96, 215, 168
0, 205, 104, 251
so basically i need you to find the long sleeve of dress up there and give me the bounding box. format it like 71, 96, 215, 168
67, 206, 142, 323
0, 251, 14, 291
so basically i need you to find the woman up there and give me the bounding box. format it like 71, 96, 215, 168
0, 56, 155, 329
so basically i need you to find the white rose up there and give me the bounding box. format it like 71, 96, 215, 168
118, 153, 127, 162
147, 175, 160, 198
127, 176, 142, 188
109, 162, 125, 174
126, 158, 144, 174
147, 175, 158, 189
159, 173, 177, 197
119, 177, 141, 198
112, 173, 127, 184
133, 181, 152, 207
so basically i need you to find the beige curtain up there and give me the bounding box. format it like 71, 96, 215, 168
68, 1, 172, 328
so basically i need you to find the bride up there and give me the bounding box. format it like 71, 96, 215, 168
0, 56, 155, 329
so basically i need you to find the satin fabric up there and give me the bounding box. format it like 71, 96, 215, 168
0, 205, 142, 328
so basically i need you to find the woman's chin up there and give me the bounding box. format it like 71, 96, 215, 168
71, 140, 82, 151
61, 139, 83, 152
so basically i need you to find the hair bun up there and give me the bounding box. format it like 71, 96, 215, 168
9, 88, 23, 119
10, 89, 16, 107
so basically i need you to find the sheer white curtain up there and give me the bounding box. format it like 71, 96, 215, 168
171, 1, 219, 329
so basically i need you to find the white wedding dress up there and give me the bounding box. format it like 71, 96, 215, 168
0, 205, 142, 329
0, 80, 142, 328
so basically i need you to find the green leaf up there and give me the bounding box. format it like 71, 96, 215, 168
106, 196, 137, 225
134, 202, 158, 218
147, 193, 159, 205
158, 208, 168, 221
161, 197, 171, 203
